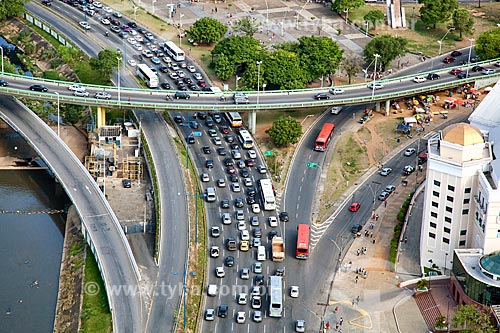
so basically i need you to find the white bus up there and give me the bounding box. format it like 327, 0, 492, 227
163, 41, 185, 62
136, 63, 159, 88
238, 129, 254, 149
225, 112, 243, 128
268, 276, 283, 318
259, 179, 276, 211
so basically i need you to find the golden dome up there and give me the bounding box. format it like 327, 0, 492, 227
442, 123, 483, 146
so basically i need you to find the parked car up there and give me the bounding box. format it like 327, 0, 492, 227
443, 56, 455, 63
450, 50, 462, 57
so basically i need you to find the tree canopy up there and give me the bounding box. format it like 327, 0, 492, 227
214, 53, 233, 81
363, 10, 385, 29
364, 35, 408, 69
475, 28, 500, 60
89, 48, 121, 78
331, 0, 364, 13
452, 304, 496, 333
0, 0, 26, 20
262, 49, 307, 90
418, 0, 458, 29
452, 9, 474, 38
340, 52, 363, 84
265, 116, 302, 147
188, 17, 227, 45
232, 17, 260, 37
212, 36, 263, 66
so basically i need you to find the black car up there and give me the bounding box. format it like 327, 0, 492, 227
29, 84, 48, 92
177, 84, 188, 91
225, 255, 234, 267
183, 77, 193, 84
175, 78, 184, 86
457, 72, 469, 79
137, 27, 147, 34
159, 65, 169, 73
205, 159, 214, 168
450, 50, 462, 57
218, 304, 228, 318
427, 73, 440, 80
225, 134, 234, 143
127, 21, 138, 28
240, 168, 249, 177
229, 174, 238, 182
247, 187, 256, 197
254, 275, 264, 285
202, 146, 211, 154
197, 112, 207, 120
279, 211, 289, 222
217, 147, 226, 156
189, 121, 199, 129
253, 227, 262, 238
41, 0, 52, 5
174, 91, 190, 99
220, 199, 230, 209
472, 65, 484, 72
268, 230, 278, 239
0, 79, 8, 87
224, 157, 234, 166
246, 196, 256, 204
205, 119, 214, 127
161, 82, 171, 90
351, 224, 362, 234
189, 83, 200, 91
234, 197, 244, 208
314, 93, 330, 100
231, 143, 240, 150
122, 179, 131, 188
173, 115, 183, 123
186, 135, 195, 144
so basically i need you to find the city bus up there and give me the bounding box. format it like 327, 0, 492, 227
163, 41, 185, 62
296, 224, 310, 259
225, 112, 243, 128
258, 179, 276, 211
268, 276, 283, 317
237, 129, 254, 149
136, 63, 159, 88
314, 123, 335, 151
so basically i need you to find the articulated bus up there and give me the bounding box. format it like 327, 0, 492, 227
225, 112, 243, 127
136, 64, 159, 88
314, 123, 335, 151
296, 224, 310, 259
163, 41, 185, 62
258, 179, 276, 211
268, 276, 283, 317
237, 129, 254, 149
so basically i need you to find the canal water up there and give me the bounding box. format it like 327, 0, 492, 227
0, 170, 67, 333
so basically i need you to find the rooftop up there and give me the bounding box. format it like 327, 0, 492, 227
442, 123, 484, 146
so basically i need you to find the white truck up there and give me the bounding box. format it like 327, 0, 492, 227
272, 237, 285, 262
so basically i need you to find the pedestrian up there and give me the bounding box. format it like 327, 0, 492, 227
365, 230, 369, 237
128, 96, 131, 104
363, 248, 367, 255
355, 276, 358, 284
384, 199, 387, 207
335, 323, 339, 330
352, 298, 356, 306
326, 321, 330, 329
334, 306, 339, 313
372, 237, 376, 244
215, 7, 217, 13
339, 317, 343, 325
356, 249, 360, 256
369, 223, 374, 229
370, 233, 374, 238
375, 214, 379, 221
356, 295, 360, 304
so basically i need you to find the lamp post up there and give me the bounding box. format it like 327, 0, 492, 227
235, 75, 241, 90
183, 261, 187, 329
444, 252, 449, 275
465, 38, 474, 77
256, 61, 262, 108
0, 46, 4, 73
186, 189, 203, 244
100, 147, 106, 197
428, 259, 433, 290
54, 92, 60, 138
364, 21, 369, 36
117, 57, 121, 106
83, 0, 87, 24
368, 181, 381, 209
280, 21, 284, 37
180, 13, 184, 29
438, 28, 455, 55
371, 54, 380, 99
152, 0, 157, 14
300, 114, 315, 126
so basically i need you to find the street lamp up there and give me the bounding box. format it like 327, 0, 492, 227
428, 259, 433, 290
438, 28, 455, 55
279, 21, 284, 37
300, 114, 315, 126
444, 252, 449, 275
54, 92, 60, 138
256, 61, 262, 108
368, 181, 381, 209
364, 21, 369, 36
371, 54, 380, 99
117, 57, 121, 106
0, 46, 4, 73
180, 13, 184, 28
100, 147, 106, 197
152, 0, 157, 14
235, 75, 241, 90
465, 38, 474, 77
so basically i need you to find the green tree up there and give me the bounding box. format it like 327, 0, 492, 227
265, 116, 302, 147
0, 0, 26, 20
188, 17, 227, 45
452, 9, 474, 38
212, 36, 262, 65
452, 304, 496, 333
331, 0, 364, 13
232, 17, 260, 37
60, 104, 87, 125
214, 53, 233, 81
57, 45, 83, 65
363, 10, 385, 29
475, 29, 500, 60
263, 49, 307, 90
89, 48, 121, 77
418, 0, 458, 29
364, 35, 408, 69
340, 52, 363, 84
240, 61, 259, 90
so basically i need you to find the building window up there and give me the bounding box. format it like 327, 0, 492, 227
447, 196, 454, 202
448, 185, 455, 191
433, 191, 440, 197
459, 240, 466, 246
431, 212, 438, 218
430, 222, 437, 228
462, 209, 469, 215
465, 188, 471, 193
497, 230, 500, 238
432, 201, 438, 208
463, 198, 470, 204
446, 206, 453, 213
445, 217, 452, 223
434, 180, 441, 186
443, 237, 450, 244
460, 230, 467, 236
444, 227, 451, 234
429, 232, 436, 239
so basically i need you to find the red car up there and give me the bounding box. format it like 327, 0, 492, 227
449, 68, 462, 75
220, 126, 230, 134
443, 56, 455, 64
226, 165, 236, 174
349, 202, 361, 212
198, 80, 207, 88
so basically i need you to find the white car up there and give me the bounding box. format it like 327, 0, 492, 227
296, 320, 306, 332
241, 230, 250, 241
268, 216, 278, 227
248, 150, 257, 159
221, 212, 231, 225
404, 147, 416, 156
236, 311, 246, 324
236, 210, 244, 220
204, 308, 215, 321
482, 68, 496, 75
127, 59, 137, 67
201, 173, 209, 182
142, 50, 154, 58
133, 43, 143, 51
231, 183, 241, 192
243, 178, 253, 187
237, 220, 246, 230
213, 137, 222, 145
163, 56, 172, 64
101, 18, 110, 25
93, 1, 102, 8
95, 91, 111, 99
187, 65, 196, 73
380, 167, 393, 176
68, 84, 83, 91
252, 203, 261, 214
253, 310, 262, 322
215, 266, 225, 278
127, 37, 137, 45
329, 87, 345, 95
290, 286, 300, 298
237, 293, 248, 305
413, 76, 426, 83
103, 6, 113, 13
134, 35, 144, 42
257, 165, 267, 174
253, 262, 263, 274
240, 268, 250, 280
217, 178, 226, 187
252, 238, 261, 247
367, 82, 384, 90
193, 72, 203, 80
74, 89, 89, 97
79, 21, 90, 30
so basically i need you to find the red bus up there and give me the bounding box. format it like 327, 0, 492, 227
296, 224, 310, 259
314, 123, 335, 151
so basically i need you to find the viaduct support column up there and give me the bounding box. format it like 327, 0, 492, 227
385, 100, 391, 116
96, 106, 106, 129
375, 102, 381, 113
248, 111, 257, 135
